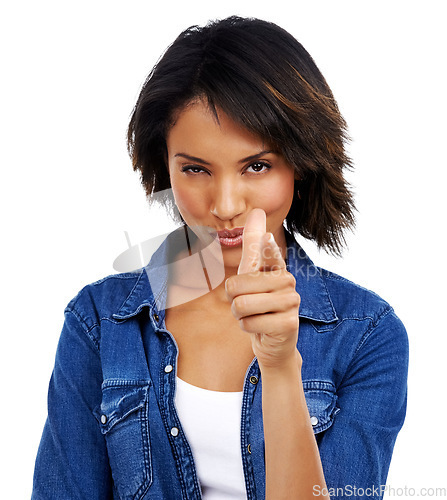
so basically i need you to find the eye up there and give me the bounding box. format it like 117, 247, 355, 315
181, 166, 209, 175
245, 161, 271, 174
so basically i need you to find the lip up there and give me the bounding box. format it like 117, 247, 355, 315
216, 227, 244, 238
216, 227, 244, 247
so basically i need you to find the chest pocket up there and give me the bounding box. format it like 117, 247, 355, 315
303, 380, 340, 435
93, 380, 152, 500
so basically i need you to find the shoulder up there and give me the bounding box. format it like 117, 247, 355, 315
64, 270, 145, 335
319, 268, 392, 324
316, 267, 408, 351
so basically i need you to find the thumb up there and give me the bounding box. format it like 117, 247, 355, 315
238, 208, 266, 274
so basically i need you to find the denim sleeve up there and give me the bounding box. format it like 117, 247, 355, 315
317, 309, 409, 500
32, 308, 113, 499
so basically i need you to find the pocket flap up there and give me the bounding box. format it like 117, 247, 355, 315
303, 380, 339, 434
93, 380, 151, 434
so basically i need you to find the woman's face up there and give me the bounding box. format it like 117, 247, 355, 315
166, 100, 297, 270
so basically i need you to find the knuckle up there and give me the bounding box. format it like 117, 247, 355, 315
286, 272, 296, 288
285, 292, 300, 310
239, 318, 247, 331
240, 316, 256, 333
285, 314, 299, 332
230, 301, 238, 319
232, 295, 246, 316
279, 289, 300, 312
225, 277, 236, 297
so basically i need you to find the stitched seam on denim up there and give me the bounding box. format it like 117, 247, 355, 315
135, 398, 152, 498
101, 316, 128, 325
159, 342, 193, 500
167, 372, 201, 497
333, 307, 394, 394
319, 269, 338, 317
302, 380, 336, 392
241, 361, 259, 500
101, 379, 151, 388
303, 380, 339, 434
311, 316, 375, 333
115, 270, 146, 313
353, 306, 394, 357
64, 308, 100, 352
100, 388, 152, 498
323, 272, 387, 302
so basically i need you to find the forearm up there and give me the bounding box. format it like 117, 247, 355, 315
260, 350, 329, 500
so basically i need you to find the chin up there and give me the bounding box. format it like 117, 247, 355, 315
221, 247, 243, 269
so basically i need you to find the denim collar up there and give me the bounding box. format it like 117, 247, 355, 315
112, 228, 338, 324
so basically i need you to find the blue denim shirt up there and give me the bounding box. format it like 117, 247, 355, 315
32, 230, 408, 500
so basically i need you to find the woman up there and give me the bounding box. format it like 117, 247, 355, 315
32, 16, 408, 500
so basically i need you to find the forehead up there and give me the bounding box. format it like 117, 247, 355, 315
166, 100, 269, 157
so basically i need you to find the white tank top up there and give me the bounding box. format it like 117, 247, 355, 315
174, 377, 247, 499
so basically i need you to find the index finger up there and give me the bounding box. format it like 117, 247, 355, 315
237, 208, 266, 274
259, 232, 287, 271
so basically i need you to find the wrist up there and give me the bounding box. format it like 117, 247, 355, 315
258, 348, 303, 378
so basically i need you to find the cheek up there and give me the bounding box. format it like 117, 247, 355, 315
170, 181, 207, 219
254, 175, 295, 215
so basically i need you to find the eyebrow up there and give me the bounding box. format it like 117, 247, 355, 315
174, 150, 275, 165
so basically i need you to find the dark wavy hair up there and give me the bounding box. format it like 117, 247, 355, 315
127, 16, 356, 255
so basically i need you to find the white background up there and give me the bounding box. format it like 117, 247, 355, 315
1, 1, 446, 498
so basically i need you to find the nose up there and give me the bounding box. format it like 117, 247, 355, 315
210, 177, 246, 222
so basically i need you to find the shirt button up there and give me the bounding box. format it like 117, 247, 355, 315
170, 427, 179, 437
247, 443, 252, 454
249, 376, 258, 385
164, 364, 173, 373
310, 416, 319, 426
153, 313, 160, 322
100, 415, 107, 425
